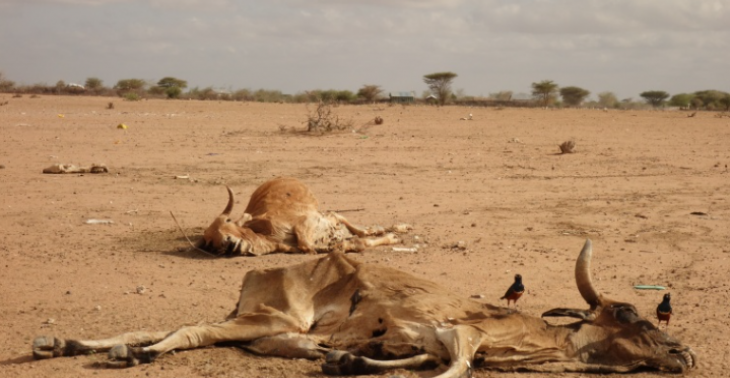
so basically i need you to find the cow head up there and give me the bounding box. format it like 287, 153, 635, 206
197, 187, 254, 256
540, 240, 696, 373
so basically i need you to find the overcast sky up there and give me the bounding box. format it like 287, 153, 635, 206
0, 0, 728, 100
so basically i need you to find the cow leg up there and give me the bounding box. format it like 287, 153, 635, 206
321, 350, 439, 376
242, 333, 327, 359
106, 309, 303, 367
32, 331, 170, 360
433, 326, 484, 378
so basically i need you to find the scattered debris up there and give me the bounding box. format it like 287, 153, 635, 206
470, 294, 485, 299
57, 114, 65, 118
690, 211, 708, 216
107, 102, 114, 110
117, 123, 128, 130
85, 219, 114, 225
175, 175, 190, 179
559, 140, 575, 154
0, 164, 5, 169
43, 163, 108, 174
687, 112, 697, 118
460, 113, 473, 121
633, 285, 666, 291
136, 286, 147, 294
507, 137, 523, 144
392, 247, 418, 253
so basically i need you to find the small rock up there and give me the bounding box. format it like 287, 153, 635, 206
136, 285, 147, 294
0, 164, 5, 169
44, 318, 55, 325
94, 305, 102, 311
470, 294, 484, 299
454, 241, 467, 250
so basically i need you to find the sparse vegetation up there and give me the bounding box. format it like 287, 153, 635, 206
305, 101, 353, 134
532, 80, 559, 107
423, 72, 458, 106
357, 85, 383, 103
559, 86, 590, 107
639, 91, 670, 108
559, 140, 576, 154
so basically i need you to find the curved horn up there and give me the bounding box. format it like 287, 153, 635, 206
575, 239, 602, 309
222, 186, 235, 215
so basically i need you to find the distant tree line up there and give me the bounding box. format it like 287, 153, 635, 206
0, 71, 727, 110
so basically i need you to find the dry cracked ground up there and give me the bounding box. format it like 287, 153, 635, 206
1, 96, 729, 378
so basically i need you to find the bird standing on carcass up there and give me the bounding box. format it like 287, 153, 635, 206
196, 177, 411, 256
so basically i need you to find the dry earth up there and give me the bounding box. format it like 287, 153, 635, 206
1, 96, 729, 378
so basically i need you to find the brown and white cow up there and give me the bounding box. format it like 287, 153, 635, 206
195, 177, 411, 256
33, 240, 695, 376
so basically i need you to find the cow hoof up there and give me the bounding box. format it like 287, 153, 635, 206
32, 336, 64, 359
322, 350, 371, 375
108, 344, 156, 367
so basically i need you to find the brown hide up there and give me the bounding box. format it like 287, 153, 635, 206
33, 240, 695, 377
198, 177, 408, 256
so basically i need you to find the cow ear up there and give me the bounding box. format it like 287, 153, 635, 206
235, 213, 252, 226
244, 218, 275, 235
542, 308, 596, 321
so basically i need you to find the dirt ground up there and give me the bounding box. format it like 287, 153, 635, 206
1, 96, 728, 378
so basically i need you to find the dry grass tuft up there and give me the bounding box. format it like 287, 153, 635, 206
305, 101, 353, 134
559, 140, 576, 154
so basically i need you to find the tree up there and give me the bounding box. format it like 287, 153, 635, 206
157, 77, 187, 89
490, 91, 513, 101
85, 77, 103, 91
639, 90, 670, 108
559, 86, 590, 107
720, 95, 730, 111
423, 72, 457, 106
668, 93, 694, 109
357, 85, 383, 102
0, 71, 14, 92
531, 80, 559, 107
114, 79, 146, 91
597, 92, 618, 108
693, 90, 730, 110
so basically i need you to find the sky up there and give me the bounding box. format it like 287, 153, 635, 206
0, 0, 728, 100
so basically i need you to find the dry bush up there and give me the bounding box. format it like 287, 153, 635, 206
559, 140, 576, 154
107, 102, 115, 109
374, 116, 384, 125
305, 101, 353, 134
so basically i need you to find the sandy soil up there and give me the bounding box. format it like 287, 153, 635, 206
0, 95, 728, 378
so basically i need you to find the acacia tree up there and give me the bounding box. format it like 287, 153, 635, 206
597, 92, 618, 108
639, 90, 670, 108
531, 80, 559, 107
357, 85, 383, 102
156, 77, 188, 99
668, 93, 694, 109
559, 86, 590, 107
423, 72, 457, 106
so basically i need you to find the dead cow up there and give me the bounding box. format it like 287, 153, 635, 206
33, 240, 695, 376
196, 177, 411, 256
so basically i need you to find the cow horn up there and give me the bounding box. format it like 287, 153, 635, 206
575, 239, 601, 309
222, 186, 235, 215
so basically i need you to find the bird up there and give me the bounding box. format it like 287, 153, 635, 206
501, 274, 525, 307
656, 293, 672, 327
